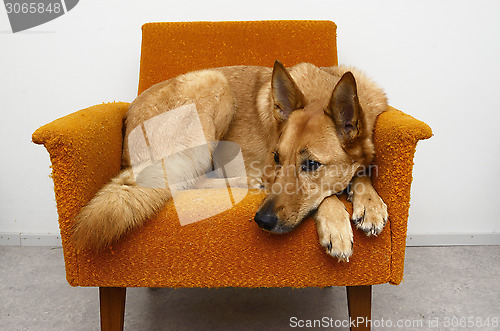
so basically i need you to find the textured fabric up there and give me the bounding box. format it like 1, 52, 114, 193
32, 21, 432, 288
372, 107, 432, 284
138, 21, 338, 94
32, 102, 129, 285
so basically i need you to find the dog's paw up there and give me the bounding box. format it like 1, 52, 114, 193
315, 208, 354, 262
351, 190, 388, 236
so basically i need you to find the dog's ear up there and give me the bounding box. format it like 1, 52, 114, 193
327, 72, 363, 147
271, 60, 304, 121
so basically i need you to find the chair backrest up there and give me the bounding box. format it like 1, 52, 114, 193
138, 20, 338, 94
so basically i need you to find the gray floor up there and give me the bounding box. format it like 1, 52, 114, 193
1, 246, 499, 331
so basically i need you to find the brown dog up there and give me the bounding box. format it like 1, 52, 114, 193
73, 61, 388, 261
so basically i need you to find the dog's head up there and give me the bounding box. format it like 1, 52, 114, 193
254, 61, 373, 233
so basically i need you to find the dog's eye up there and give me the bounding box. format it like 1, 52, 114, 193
301, 159, 321, 172
273, 151, 280, 165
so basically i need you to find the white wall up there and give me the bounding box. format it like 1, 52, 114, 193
1, 0, 499, 240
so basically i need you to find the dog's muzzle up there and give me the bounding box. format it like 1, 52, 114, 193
254, 199, 279, 231
255, 199, 318, 234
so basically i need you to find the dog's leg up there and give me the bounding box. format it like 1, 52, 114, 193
349, 175, 388, 236
314, 195, 353, 261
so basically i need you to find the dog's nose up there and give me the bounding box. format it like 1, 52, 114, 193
255, 210, 278, 230
255, 200, 278, 231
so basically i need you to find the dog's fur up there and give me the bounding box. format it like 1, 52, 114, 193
73, 61, 388, 261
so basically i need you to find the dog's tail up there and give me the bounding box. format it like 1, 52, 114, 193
72, 169, 169, 251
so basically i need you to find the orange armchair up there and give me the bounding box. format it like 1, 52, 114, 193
32, 21, 431, 331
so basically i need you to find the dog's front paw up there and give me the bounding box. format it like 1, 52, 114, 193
351, 189, 388, 236
315, 208, 354, 262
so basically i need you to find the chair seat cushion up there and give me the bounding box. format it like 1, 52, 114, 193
76, 188, 392, 288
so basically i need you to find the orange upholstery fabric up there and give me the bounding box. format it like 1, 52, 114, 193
138, 21, 338, 94
32, 21, 431, 288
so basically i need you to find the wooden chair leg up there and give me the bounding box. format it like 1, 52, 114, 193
346, 285, 372, 331
99, 287, 126, 331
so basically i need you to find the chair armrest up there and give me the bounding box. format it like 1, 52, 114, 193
32, 102, 129, 248
372, 106, 432, 284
